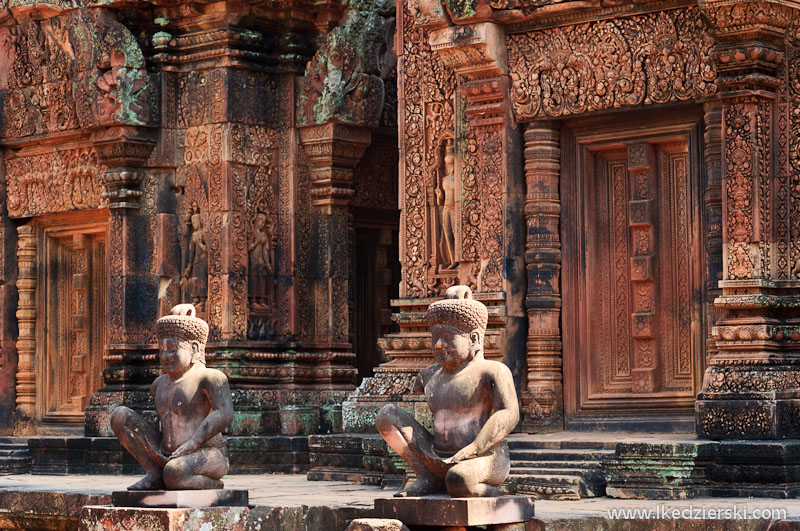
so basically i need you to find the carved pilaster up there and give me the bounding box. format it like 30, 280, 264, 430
522, 121, 561, 431
14, 225, 36, 422
299, 122, 370, 350
696, 0, 800, 439
704, 103, 724, 366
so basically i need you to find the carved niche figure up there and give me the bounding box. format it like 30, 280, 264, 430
181, 202, 208, 312
434, 138, 458, 271
248, 211, 274, 311
376, 286, 519, 497
111, 304, 234, 490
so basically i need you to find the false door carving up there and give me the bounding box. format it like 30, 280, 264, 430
563, 124, 703, 425
40, 221, 107, 424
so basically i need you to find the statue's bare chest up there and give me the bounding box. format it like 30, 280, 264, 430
155, 379, 203, 420
425, 369, 486, 412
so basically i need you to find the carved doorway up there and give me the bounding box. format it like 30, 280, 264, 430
562, 111, 705, 431
37, 215, 107, 426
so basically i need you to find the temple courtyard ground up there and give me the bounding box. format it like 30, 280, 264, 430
1, 472, 800, 530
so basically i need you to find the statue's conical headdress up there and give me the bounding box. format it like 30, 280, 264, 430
425, 285, 488, 335
155, 304, 208, 364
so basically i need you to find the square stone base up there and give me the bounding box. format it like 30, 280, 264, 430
374, 496, 535, 527
111, 489, 249, 508
80, 505, 249, 531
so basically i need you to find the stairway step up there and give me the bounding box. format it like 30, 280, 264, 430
510, 449, 614, 462
511, 459, 603, 469
509, 440, 613, 450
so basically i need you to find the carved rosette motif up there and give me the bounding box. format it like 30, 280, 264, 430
507, 8, 717, 121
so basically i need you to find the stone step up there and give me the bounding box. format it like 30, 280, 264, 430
508, 473, 592, 500
0, 456, 31, 474
511, 459, 603, 470
0, 449, 30, 458
510, 449, 614, 462
509, 439, 614, 450
511, 466, 603, 478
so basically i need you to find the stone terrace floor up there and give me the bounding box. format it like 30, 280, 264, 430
4, 473, 800, 529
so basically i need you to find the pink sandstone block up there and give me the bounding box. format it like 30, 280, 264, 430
374, 496, 535, 526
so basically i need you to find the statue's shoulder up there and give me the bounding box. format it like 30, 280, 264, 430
197, 366, 230, 385
479, 358, 514, 380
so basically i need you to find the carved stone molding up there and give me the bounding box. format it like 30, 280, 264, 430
507, 7, 717, 121
298, 123, 371, 209
429, 22, 507, 79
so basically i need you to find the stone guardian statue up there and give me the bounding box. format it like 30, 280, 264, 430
376, 285, 519, 497
111, 304, 234, 490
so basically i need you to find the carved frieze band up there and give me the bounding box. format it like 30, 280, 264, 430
4, 147, 106, 218
507, 7, 717, 120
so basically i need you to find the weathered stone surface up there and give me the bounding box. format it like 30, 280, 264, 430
374, 496, 535, 527
111, 489, 248, 508
346, 518, 409, 531
79, 505, 248, 531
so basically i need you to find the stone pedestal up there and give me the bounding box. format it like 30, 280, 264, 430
111, 489, 248, 509
374, 496, 535, 527
79, 505, 249, 531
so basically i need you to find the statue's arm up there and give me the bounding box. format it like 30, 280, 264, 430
170, 371, 234, 458
445, 363, 519, 463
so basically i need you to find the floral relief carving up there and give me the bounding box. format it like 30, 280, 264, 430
507, 8, 716, 120
5, 147, 106, 218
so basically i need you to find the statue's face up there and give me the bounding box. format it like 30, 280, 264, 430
159, 337, 195, 378
431, 323, 476, 371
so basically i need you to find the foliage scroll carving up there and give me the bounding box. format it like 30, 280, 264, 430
507, 7, 716, 120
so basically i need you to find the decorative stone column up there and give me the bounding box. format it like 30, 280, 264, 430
85, 126, 156, 436
522, 122, 561, 431
14, 225, 36, 423
696, 0, 800, 439
298, 122, 371, 349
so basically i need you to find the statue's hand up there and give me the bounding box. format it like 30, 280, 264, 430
170, 438, 199, 459
442, 443, 478, 465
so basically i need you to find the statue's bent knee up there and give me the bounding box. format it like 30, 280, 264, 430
110, 406, 134, 433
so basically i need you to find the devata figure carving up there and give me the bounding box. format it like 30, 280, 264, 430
111, 304, 234, 490
435, 138, 458, 271
181, 203, 209, 311
248, 211, 274, 311
376, 286, 519, 497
